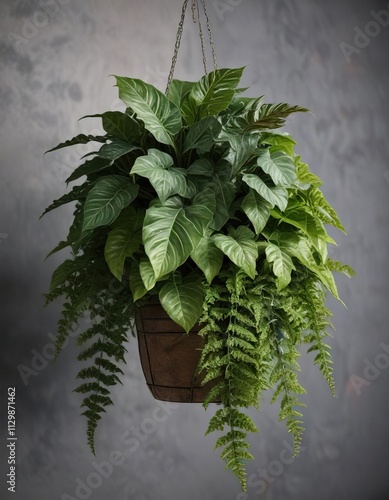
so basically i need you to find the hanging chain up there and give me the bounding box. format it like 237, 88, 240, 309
165, 0, 218, 95
200, 0, 218, 70
194, 0, 208, 75
165, 0, 190, 95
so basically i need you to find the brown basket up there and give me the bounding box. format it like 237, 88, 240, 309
136, 303, 216, 403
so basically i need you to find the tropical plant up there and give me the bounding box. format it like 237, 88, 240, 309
42, 67, 353, 491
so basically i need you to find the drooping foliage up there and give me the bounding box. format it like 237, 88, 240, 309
43, 67, 353, 490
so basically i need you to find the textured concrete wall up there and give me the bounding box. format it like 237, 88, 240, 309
1, 0, 389, 499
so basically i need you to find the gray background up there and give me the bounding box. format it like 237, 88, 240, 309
1, 0, 389, 499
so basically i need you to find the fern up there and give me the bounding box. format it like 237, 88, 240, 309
198, 264, 339, 489
45, 232, 135, 453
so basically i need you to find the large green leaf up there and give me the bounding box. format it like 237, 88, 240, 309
225, 133, 259, 176
159, 272, 204, 332
242, 174, 288, 211
191, 234, 224, 284
104, 207, 143, 281
82, 111, 142, 142
187, 158, 214, 178
265, 242, 295, 290
66, 157, 114, 183
222, 96, 263, 130
96, 140, 139, 160
242, 189, 271, 234
245, 103, 309, 130
256, 149, 297, 187
260, 132, 296, 157
82, 175, 139, 232
207, 161, 236, 231
212, 226, 258, 279
114, 76, 181, 147
45, 134, 108, 153
131, 149, 190, 203
143, 191, 214, 279
139, 257, 158, 291
183, 116, 221, 153
167, 80, 194, 109
184, 67, 244, 123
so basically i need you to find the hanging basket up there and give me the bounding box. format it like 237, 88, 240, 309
136, 303, 216, 403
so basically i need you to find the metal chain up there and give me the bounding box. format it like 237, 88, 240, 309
200, 0, 218, 70
165, 0, 218, 95
165, 0, 190, 95
194, 0, 208, 75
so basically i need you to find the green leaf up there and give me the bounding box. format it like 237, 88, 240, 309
191, 234, 224, 284
129, 260, 148, 301
143, 191, 214, 279
139, 257, 158, 291
167, 80, 194, 109
207, 161, 236, 231
114, 76, 181, 147
45, 134, 108, 153
242, 189, 271, 234
131, 149, 189, 203
265, 242, 295, 290
49, 259, 74, 291
187, 158, 214, 177
326, 259, 355, 278
242, 174, 288, 211
274, 207, 332, 257
104, 207, 143, 281
159, 272, 204, 332
295, 156, 322, 188
212, 226, 258, 279
245, 103, 309, 130
225, 133, 259, 176
185, 67, 244, 123
96, 140, 139, 160
66, 157, 114, 184
40, 185, 89, 218
272, 231, 340, 299
82, 175, 139, 232
308, 187, 346, 233
260, 132, 297, 156
257, 149, 297, 187
183, 116, 221, 153
82, 111, 142, 142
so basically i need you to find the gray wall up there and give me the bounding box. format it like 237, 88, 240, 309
1, 1, 389, 499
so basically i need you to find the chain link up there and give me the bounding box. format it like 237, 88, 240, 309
195, 0, 208, 75
165, 0, 190, 95
165, 0, 218, 95
200, 0, 218, 70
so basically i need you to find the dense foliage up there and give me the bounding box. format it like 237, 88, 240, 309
43, 67, 353, 490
